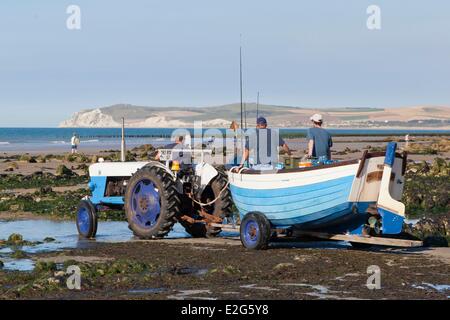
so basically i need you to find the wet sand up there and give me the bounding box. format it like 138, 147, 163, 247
0, 235, 449, 300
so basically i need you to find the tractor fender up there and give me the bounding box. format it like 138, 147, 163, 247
142, 161, 183, 193
143, 161, 177, 180
195, 162, 218, 190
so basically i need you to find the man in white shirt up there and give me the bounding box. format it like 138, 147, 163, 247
71, 133, 80, 154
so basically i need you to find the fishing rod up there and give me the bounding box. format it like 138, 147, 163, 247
239, 35, 248, 167
120, 117, 126, 162
239, 43, 243, 132
244, 102, 247, 129
256, 92, 260, 121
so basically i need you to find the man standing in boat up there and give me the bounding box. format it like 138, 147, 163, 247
307, 114, 333, 161
236, 117, 290, 170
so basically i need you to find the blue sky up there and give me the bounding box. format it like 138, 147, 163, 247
0, 0, 449, 126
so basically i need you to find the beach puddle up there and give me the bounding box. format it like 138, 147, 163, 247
1, 258, 35, 271
240, 284, 280, 291
281, 283, 362, 300
0, 219, 202, 271
167, 289, 216, 300
170, 267, 209, 277
334, 273, 361, 281
412, 282, 450, 296
128, 288, 167, 295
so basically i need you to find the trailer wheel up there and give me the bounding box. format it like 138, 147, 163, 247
76, 200, 98, 239
180, 167, 233, 238
125, 166, 180, 239
240, 212, 271, 250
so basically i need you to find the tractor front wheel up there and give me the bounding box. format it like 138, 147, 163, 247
76, 200, 98, 239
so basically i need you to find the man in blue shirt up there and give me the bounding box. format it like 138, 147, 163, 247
237, 117, 290, 170
307, 114, 333, 160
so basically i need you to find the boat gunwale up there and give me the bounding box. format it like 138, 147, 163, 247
233, 152, 405, 175
237, 159, 358, 175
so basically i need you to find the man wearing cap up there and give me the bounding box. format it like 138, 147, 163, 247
307, 114, 333, 160
236, 117, 290, 170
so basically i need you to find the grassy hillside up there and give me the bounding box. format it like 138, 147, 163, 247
100, 103, 301, 123
62, 103, 450, 128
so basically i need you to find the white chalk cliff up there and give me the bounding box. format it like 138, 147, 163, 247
59, 109, 121, 128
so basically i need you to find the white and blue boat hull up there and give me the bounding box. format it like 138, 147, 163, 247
229, 144, 407, 237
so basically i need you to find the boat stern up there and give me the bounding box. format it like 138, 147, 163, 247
376, 142, 406, 234
349, 142, 407, 235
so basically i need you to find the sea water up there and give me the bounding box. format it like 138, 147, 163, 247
0, 128, 448, 153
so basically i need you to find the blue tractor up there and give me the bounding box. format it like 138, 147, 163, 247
76, 149, 233, 239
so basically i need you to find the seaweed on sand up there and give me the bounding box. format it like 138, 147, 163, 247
0, 172, 88, 190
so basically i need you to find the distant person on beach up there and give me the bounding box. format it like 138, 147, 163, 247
71, 133, 80, 154
307, 114, 332, 160
404, 134, 410, 149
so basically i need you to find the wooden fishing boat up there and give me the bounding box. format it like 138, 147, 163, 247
228, 142, 415, 249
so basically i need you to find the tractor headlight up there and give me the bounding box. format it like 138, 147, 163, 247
88, 181, 96, 191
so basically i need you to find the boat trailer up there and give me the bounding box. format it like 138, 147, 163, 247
209, 223, 423, 248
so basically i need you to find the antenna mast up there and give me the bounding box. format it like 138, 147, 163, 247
256, 92, 260, 120
121, 117, 126, 162
244, 103, 247, 129
239, 43, 243, 132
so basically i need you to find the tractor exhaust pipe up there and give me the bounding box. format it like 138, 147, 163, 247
121, 117, 126, 162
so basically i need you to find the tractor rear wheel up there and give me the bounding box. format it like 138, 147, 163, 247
180, 167, 233, 238
124, 166, 181, 239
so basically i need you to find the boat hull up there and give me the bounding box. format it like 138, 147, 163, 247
228, 151, 406, 235
230, 175, 360, 227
